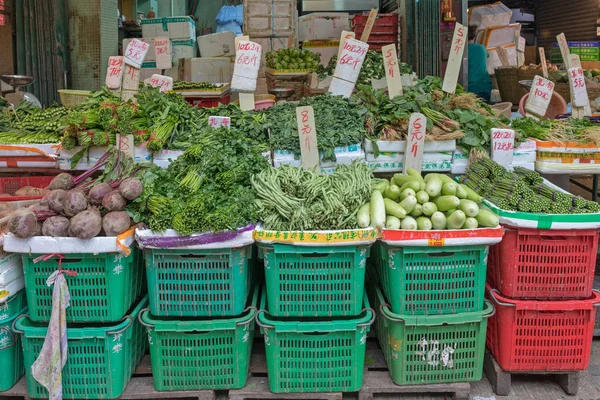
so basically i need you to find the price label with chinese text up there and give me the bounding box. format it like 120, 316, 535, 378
105, 56, 124, 90
295, 106, 320, 170
117, 134, 135, 158
208, 116, 231, 129
539, 47, 548, 78
149, 74, 173, 92
329, 38, 369, 98
525, 75, 554, 117
338, 30, 355, 59
231, 40, 262, 92
556, 33, 571, 67
491, 128, 515, 168
154, 37, 172, 70
382, 43, 403, 99
403, 113, 426, 173
568, 67, 590, 107
124, 39, 150, 68
360, 9, 378, 42
442, 23, 467, 93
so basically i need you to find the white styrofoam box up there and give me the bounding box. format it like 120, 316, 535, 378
172, 39, 196, 59
299, 13, 350, 42
368, 159, 452, 173
180, 57, 234, 84
197, 31, 235, 57
141, 16, 195, 41
364, 140, 456, 154
513, 150, 536, 163
0, 144, 59, 157
153, 149, 185, 161
480, 24, 521, 49
273, 150, 365, 168
140, 61, 177, 81
3, 233, 134, 254
486, 44, 518, 74
273, 144, 362, 160
123, 38, 158, 62
153, 159, 170, 169
86, 145, 152, 163
366, 152, 453, 163
469, 2, 512, 30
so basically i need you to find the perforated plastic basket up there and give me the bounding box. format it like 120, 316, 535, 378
144, 245, 254, 317
15, 296, 148, 399
0, 304, 26, 391
488, 227, 599, 299
0, 290, 26, 321
373, 241, 489, 315
259, 243, 371, 317
369, 283, 493, 385
139, 286, 258, 390
257, 289, 374, 393
22, 248, 144, 323
0, 176, 54, 201
486, 285, 600, 372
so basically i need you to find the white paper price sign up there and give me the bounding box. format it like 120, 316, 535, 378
338, 30, 355, 59
124, 39, 150, 68
525, 75, 555, 117
568, 67, 589, 107
328, 38, 369, 98
382, 43, 403, 99
403, 113, 426, 173
105, 56, 125, 90
231, 40, 262, 92
208, 116, 231, 129
491, 128, 515, 168
154, 36, 172, 70
442, 23, 467, 94
296, 106, 320, 170
149, 74, 173, 92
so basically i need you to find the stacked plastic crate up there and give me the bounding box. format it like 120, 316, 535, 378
137, 237, 258, 391
255, 236, 375, 393
352, 13, 399, 51
486, 226, 600, 381
5, 238, 147, 400
368, 233, 495, 386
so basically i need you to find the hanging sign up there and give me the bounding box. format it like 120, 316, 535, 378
382, 43, 403, 99
149, 74, 173, 92
525, 75, 554, 118
124, 39, 150, 68
154, 37, 172, 70
442, 23, 467, 93
539, 47, 548, 78
360, 9, 379, 42
328, 38, 369, 98
491, 128, 515, 168
403, 113, 426, 173
208, 116, 231, 129
105, 56, 125, 90
568, 67, 590, 107
296, 106, 320, 170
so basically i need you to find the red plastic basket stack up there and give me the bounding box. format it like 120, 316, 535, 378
351, 13, 398, 51
486, 226, 600, 372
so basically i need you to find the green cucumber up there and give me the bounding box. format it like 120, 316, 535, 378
463, 217, 478, 229
401, 188, 417, 200
400, 216, 418, 230
456, 184, 468, 199
422, 202, 438, 216
386, 215, 401, 229
458, 199, 479, 217
373, 179, 389, 194
384, 198, 407, 219
476, 209, 499, 227
400, 180, 421, 192
447, 210, 466, 229
416, 216, 432, 230
370, 191, 386, 229
441, 182, 457, 196
425, 175, 443, 197
430, 211, 446, 230
460, 184, 483, 203
434, 195, 460, 212
416, 190, 429, 204
357, 203, 370, 228
398, 195, 417, 214
410, 203, 423, 217
384, 185, 402, 201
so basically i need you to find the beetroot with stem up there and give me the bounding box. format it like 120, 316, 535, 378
48, 173, 74, 191
89, 183, 113, 205
119, 178, 143, 200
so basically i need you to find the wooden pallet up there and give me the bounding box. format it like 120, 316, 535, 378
483, 352, 580, 396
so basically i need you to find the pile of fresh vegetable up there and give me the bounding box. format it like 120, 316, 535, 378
252, 161, 373, 231
324, 51, 414, 84
512, 117, 600, 144
172, 81, 220, 90
266, 48, 320, 71
361, 169, 499, 230
459, 158, 600, 214
0, 101, 64, 144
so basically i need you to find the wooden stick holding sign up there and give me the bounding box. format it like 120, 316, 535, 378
360, 9, 378, 42
442, 23, 467, 94
491, 128, 515, 169
296, 106, 320, 170
232, 40, 261, 111
382, 44, 403, 99
403, 113, 426, 173
338, 31, 355, 59
329, 38, 369, 98
567, 54, 592, 116
525, 75, 555, 119
539, 47, 548, 78
105, 56, 125, 92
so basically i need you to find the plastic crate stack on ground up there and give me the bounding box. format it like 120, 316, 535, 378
352, 13, 399, 51
4, 234, 147, 400
254, 230, 376, 394
135, 230, 258, 392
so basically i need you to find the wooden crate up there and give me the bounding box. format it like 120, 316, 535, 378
266, 70, 306, 101
243, 0, 296, 37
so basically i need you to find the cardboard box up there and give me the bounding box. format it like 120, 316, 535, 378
299, 13, 350, 42
140, 61, 177, 81
244, 0, 296, 37
303, 40, 339, 66
179, 57, 233, 84
197, 31, 235, 57
256, 77, 269, 95
172, 39, 197, 59
141, 16, 195, 40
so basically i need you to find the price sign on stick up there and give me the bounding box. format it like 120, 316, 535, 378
121, 65, 141, 101
296, 106, 320, 170
149, 74, 173, 92
525, 75, 554, 118
442, 23, 467, 93
329, 38, 369, 98
338, 31, 355, 59
154, 37, 172, 70
117, 134, 135, 159
491, 128, 515, 168
124, 39, 150, 68
568, 67, 590, 107
557, 33, 571, 67
105, 56, 124, 90
208, 116, 231, 129
539, 47, 548, 78
403, 113, 426, 173
360, 9, 379, 42
382, 43, 403, 99
232, 40, 261, 111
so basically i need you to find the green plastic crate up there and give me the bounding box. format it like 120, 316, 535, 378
373, 242, 488, 315
259, 243, 371, 317
144, 245, 254, 317
15, 296, 148, 399
22, 248, 144, 323
369, 283, 493, 385
0, 289, 26, 322
0, 304, 26, 391
257, 289, 374, 393
140, 285, 259, 390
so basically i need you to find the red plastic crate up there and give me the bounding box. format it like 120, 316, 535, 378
486, 284, 600, 372
353, 24, 398, 34
186, 94, 231, 109
352, 30, 397, 43
352, 13, 398, 27
365, 42, 398, 51
488, 227, 599, 299
0, 176, 53, 201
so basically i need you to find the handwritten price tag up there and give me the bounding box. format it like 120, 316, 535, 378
295, 106, 320, 170
382, 44, 403, 99
117, 134, 135, 158
568, 67, 590, 107
539, 47, 548, 78
442, 23, 467, 93
329, 38, 369, 98
149, 74, 173, 92
403, 113, 426, 173
360, 9, 378, 42
338, 30, 355, 59
231, 40, 262, 92
124, 39, 150, 68
105, 56, 124, 90
525, 75, 554, 118
556, 33, 571, 67
154, 36, 172, 70
491, 128, 515, 168
208, 116, 231, 129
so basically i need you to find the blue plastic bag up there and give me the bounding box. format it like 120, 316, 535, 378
217, 22, 242, 35
216, 5, 236, 24
235, 4, 244, 25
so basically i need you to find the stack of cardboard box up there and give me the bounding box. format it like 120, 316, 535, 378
299, 13, 349, 67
